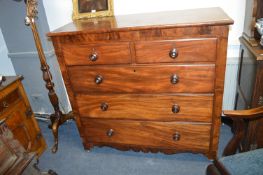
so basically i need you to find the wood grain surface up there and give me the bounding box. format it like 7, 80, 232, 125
0, 89, 21, 114
63, 42, 131, 66
68, 65, 215, 93
135, 38, 217, 63
82, 119, 211, 152
76, 94, 214, 122
0, 77, 46, 156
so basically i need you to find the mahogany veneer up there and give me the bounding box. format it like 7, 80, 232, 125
0, 76, 46, 156
48, 7, 233, 159
68, 65, 215, 93
76, 94, 214, 122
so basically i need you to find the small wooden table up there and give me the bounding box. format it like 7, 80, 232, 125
0, 76, 46, 156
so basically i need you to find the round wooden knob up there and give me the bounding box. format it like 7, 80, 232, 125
170, 74, 179, 84
173, 132, 181, 141
169, 48, 178, 59
172, 104, 180, 113
100, 103, 108, 111
106, 129, 114, 137
89, 52, 98, 61
95, 75, 103, 84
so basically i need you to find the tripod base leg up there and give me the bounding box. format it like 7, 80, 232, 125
48, 112, 74, 153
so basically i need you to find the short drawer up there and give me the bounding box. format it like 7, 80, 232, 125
135, 38, 217, 63
62, 42, 131, 65
82, 119, 211, 152
77, 94, 214, 122
68, 65, 215, 93
0, 89, 21, 114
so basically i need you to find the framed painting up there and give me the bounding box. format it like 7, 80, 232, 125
72, 0, 114, 20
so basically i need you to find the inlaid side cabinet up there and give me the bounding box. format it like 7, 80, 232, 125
48, 8, 233, 159
0, 76, 46, 156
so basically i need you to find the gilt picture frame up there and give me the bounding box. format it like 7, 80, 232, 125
72, 0, 114, 20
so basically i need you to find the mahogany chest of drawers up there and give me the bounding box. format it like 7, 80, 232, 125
0, 76, 46, 156
48, 8, 233, 159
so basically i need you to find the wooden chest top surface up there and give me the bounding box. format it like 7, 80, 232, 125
48, 7, 233, 37
0, 76, 22, 92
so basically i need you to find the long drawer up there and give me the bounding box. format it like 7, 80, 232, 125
135, 38, 217, 63
82, 119, 211, 152
62, 42, 131, 66
68, 65, 215, 93
77, 94, 214, 122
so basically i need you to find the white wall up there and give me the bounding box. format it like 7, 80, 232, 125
0, 28, 16, 75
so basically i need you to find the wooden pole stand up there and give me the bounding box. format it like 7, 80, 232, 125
24, 0, 74, 153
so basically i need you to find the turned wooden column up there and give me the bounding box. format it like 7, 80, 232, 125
24, 0, 74, 153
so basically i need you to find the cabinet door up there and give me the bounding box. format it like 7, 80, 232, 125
3, 101, 46, 156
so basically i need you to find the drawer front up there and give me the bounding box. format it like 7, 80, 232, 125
69, 65, 215, 93
77, 94, 214, 122
82, 119, 211, 152
135, 38, 217, 63
0, 89, 21, 114
62, 42, 131, 65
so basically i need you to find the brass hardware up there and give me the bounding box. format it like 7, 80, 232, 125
258, 96, 263, 105
106, 129, 114, 137
89, 52, 98, 62
2, 101, 8, 108
95, 75, 103, 84
173, 132, 181, 141
25, 108, 33, 118
100, 103, 108, 111
169, 48, 178, 59
170, 74, 179, 84
172, 104, 180, 113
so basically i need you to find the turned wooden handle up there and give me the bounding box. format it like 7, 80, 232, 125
170, 74, 179, 84
89, 52, 98, 61
106, 129, 114, 137
100, 103, 108, 111
95, 75, 103, 84
173, 132, 181, 141
169, 48, 178, 59
172, 104, 180, 113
